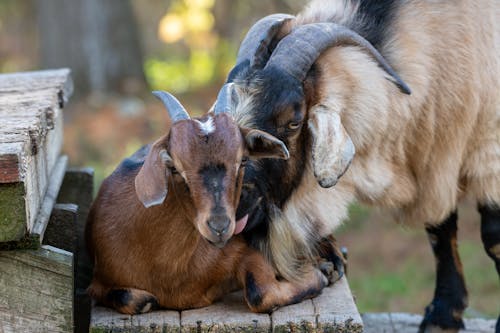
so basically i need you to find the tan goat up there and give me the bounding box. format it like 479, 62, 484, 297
220, 1, 500, 331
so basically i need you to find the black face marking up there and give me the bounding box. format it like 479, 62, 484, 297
200, 164, 226, 211
421, 211, 467, 331
349, 0, 400, 50
231, 69, 309, 248
244, 272, 263, 308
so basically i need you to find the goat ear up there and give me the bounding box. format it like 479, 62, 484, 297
241, 127, 290, 160
308, 106, 355, 188
135, 140, 173, 208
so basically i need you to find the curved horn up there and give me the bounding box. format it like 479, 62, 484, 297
214, 83, 235, 114
265, 23, 411, 95
152, 91, 190, 122
227, 14, 294, 81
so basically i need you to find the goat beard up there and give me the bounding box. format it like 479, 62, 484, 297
234, 214, 248, 235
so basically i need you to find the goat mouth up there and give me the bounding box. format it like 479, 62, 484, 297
208, 239, 228, 249
234, 214, 248, 235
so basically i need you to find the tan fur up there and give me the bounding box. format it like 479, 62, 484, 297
305, 0, 500, 226
238, 0, 499, 281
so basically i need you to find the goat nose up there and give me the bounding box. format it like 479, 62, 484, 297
207, 216, 231, 236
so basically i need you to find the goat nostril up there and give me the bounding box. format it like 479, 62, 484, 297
208, 217, 231, 236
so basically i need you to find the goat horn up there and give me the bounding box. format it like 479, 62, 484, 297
214, 83, 234, 114
227, 14, 294, 81
265, 23, 411, 95
152, 91, 190, 122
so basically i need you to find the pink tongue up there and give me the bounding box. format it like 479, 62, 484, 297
234, 214, 248, 235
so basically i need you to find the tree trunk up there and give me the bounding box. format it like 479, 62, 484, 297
36, 0, 146, 97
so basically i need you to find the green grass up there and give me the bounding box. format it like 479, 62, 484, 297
338, 204, 499, 318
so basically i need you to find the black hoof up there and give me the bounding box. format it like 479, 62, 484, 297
418, 300, 465, 333
318, 260, 343, 285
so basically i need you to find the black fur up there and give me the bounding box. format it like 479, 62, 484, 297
290, 286, 323, 305
107, 289, 132, 308
113, 144, 149, 179
419, 211, 467, 332
349, 0, 400, 50
244, 272, 263, 308
478, 204, 500, 274
200, 164, 226, 211
235, 68, 309, 247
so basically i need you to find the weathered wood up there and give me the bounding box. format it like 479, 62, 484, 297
32, 155, 68, 242
43, 203, 78, 252
56, 168, 95, 333
0, 245, 73, 333
272, 299, 316, 333
91, 307, 133, 332
0, 69, 73, 106
57, 167, 95, 289
313, 277, 364, 332
181, 291, 270, 333
0, 69, 72, 242
90, 278, 364, 333
0, 182, 26, 242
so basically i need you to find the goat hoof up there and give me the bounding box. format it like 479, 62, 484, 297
418, 301, 465, 333
318, 261, 342, 285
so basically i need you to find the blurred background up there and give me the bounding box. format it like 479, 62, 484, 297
0, 0, 496, 318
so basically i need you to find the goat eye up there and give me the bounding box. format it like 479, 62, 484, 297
170, 167, 178, 175
241, 157, 249, 166
288, 121, 301, 130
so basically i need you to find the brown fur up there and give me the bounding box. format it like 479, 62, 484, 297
86, 112, 327, 314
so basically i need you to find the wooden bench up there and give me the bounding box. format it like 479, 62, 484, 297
90, 276, 363, 333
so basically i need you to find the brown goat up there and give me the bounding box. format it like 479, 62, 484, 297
86, 89, 329, 314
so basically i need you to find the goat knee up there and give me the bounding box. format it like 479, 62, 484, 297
89, 282, 159, 315
242, 266, 327, 313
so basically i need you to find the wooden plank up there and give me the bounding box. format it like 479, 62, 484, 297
0, 245, 73, 333
0, 182, 26, 242
31, 155, 68, 241
91, 306, 133, 332
43, 203, 77, 252
180, 291, 270, 333
0, 69, 70, 242
89, 277, 363, 332
313, 276, 364, 332
271, 299, 316, 333
0, 68, 73, 107
57, 168, 95, 333
0, 141, 27, 184
130, 311, 180, 333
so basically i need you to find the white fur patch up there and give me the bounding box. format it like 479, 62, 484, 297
195, 117, 215, 135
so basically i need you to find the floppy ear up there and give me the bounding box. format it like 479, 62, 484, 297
134, 140, 174, 208
241, 127, 290, 160
308, 106, 355, 188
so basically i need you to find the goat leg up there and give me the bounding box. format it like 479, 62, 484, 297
316, 234, 346, 284
419, 211, 468, 333
238, 250, 328, 313
87, 280, 159, 315
478, 203, 500, 333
